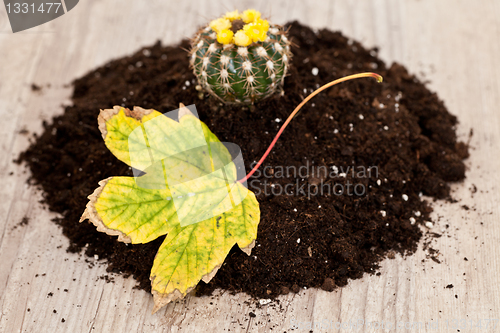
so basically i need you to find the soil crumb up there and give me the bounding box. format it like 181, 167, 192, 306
31, 83, 42, 92
12, 216, 30, 231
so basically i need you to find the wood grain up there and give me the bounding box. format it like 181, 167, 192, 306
0, 1, 499, 332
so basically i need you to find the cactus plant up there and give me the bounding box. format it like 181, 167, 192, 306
189, 9, 292, 104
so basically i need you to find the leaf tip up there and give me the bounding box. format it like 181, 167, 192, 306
98, 106, 156, 140
240, 239, 256, 256
80, 177, 132, 243
201, 264, 222, 283
132, 106, 154, 119
151, 287, 193, 314
98, 106, 122, 140
178, 103, 194, 120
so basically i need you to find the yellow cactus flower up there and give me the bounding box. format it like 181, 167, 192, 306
217, 29, 234, 44
243, 21, 268, 43
210, 18, 231, 33
224, 10, 240, 21
233, 30, 252, 46
255, 18, 269, 31
241, 9, 261, 23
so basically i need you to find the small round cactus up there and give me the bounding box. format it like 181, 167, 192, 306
189, 9, 292, 104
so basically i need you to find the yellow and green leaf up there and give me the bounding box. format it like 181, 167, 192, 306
81, 105, 260, 313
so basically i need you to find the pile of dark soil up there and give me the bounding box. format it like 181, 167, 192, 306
19, 22, 468, 299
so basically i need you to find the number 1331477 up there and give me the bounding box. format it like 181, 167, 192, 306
6, 3, 62, 14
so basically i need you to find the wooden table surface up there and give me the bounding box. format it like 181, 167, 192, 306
1, 1, 499, 332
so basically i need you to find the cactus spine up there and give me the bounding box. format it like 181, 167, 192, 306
189, 10, 292, 104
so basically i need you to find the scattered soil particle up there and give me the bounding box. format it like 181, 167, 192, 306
98, 275, 115, 283
291, 284, 301, 294
321, 278, 336, 292
19, 128, 29, 135
19, 217, 29, 226
12, 216, 29, 231
445, 284, 454, 289
31, 83, 42, 92
431, 257, 441, 264
18, 22, 467, 299
280, 286, 290, 295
